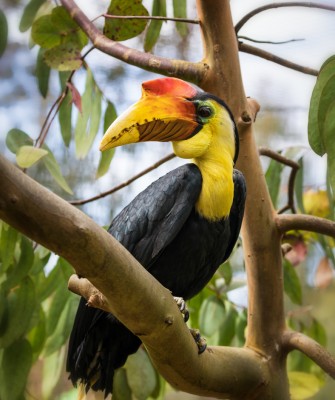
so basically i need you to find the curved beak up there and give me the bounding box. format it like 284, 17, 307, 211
99, 78, 200, 152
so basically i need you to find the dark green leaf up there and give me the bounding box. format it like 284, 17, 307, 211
58, 92, 72, 147
0, 339, 33, 400
283, 259, 302, 305
30, 247, 51, 275
6, 129, 33, 154
0, 276, 36, 348
295, 158, 305, 213
28, 306, 46, 357
308, 56, 335, 156
218, 302, 237, 346
4, 236, 34, 291
323, 104, 335, 195
0, 9, 8, 58
125, 348, 157, 400
41, 146, 73, 194
45, 283, 71, 337
104, 0, 149, 41
19, 0, 46, 32
113, 369, 132, 400
96, 101, 117, 178
144, 0, 166, 52
16, 145, 48, 168
307, 318, 327, 347
173, 0, 188, 37
199, 295, 226, 337
265, 157, 284, 208
36, 47, 50, 97
0, 223, 19, 272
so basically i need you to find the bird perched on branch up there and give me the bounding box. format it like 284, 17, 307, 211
67, 77, 246, 398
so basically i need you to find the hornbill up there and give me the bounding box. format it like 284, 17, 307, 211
67, 77, 246, 397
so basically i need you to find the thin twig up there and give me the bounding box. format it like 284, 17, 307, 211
70, 153, 176, 206
259, 147, 299, 169
238, 36, 304, 45
275, 213, 335, 237
282, 330, 335, 378
103, 13, 199, 24
239, 42, 318, 76
235, 2, 335, 34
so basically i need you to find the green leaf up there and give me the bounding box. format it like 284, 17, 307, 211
113, 369, 132, 400
0, 223, 19, 272
42, 346, 67, 399
144, 0, 166, 52
75, 70, 102, 158
265, 157, 284, 208
0, 276, 36, 348
0, 9, 8, 58
173, 0, 188, 37
36, 261, 63, 301
323, 105, 335, 195
308, 56, 335, 156
104, 0, 149, 41
43, 294, 79, 356
19, 0, 46, 32
283, 259, 302, 305
16, 145, 48, 168
44, 41, 83, 71
6, 129, 33, 154
307, 318, 327, 347
28, 306, 46, 357
41, 146, 73, 194
218, 302, 237, 346
31, 14, 61, 49
96, 101, 117, 177
288, 371, 323, 400
30, 246, 51, 275
235, 309, 247, 346
295, 158, 305, 213
125, 348, 157, 400
58, 92, 72, 146
219, 262, 232, 286
4, 236, 34, 291
199, 295, 226, 337
36, 47, 50, 97
0, 339, 33, 400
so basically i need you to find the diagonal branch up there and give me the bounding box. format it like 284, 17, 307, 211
70, 153, 175, 206
60, 0, 206, 84
239, 42, 318, 76
282, 330, 335, 378
235, 2, 335, 34
276, 213, 335, 237
0, 154, 268, 399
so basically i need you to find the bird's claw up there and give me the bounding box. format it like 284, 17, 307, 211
190, 328, 207, 354
173, 296, 189, 322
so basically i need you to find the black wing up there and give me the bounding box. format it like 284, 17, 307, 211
108, 163, 202, 265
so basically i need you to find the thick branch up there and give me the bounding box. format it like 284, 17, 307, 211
276, 213, 335, 237
60, 0, 206, 84
282, 330, 335, 378
239, 42, 318, 76
0, 155, 267, 398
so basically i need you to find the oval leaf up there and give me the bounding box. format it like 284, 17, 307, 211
283, 259, 302, 305
44, 42, 83, 71
58, 92, 73, 146
288, 371, 323, 400
6, 129, 33, 154
19, 0, 46, 32
104, 0, 149, 41
36, 47, 50, 97
31, 14, 61, 49
16, 145, 48, 168
199, 295, 226, 337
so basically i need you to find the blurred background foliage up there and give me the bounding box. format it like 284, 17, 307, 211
0, 0, 335, 399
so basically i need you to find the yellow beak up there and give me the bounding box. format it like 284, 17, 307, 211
99, 78, 200, 151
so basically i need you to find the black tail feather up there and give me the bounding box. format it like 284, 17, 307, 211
67, 297, 141, 397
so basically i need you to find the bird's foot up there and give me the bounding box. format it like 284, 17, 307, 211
190, 328, 207, 354
173, 296, 189, 322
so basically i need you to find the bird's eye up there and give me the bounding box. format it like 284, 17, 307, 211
198, 105, 213, 119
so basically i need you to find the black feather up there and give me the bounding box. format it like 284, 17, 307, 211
67, 163, 246, 397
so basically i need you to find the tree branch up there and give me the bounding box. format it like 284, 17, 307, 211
239, 42, 318, 76
70, 153, 175, 206
0, 154, 268, 399
282, 330, 335, 379
235, 2, 335, 34
276, 213, 335, 237
59, 0, 206, 84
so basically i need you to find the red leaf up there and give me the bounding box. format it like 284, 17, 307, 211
67, 82, 82, 113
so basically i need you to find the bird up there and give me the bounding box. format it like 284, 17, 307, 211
66, 77, 246, 398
